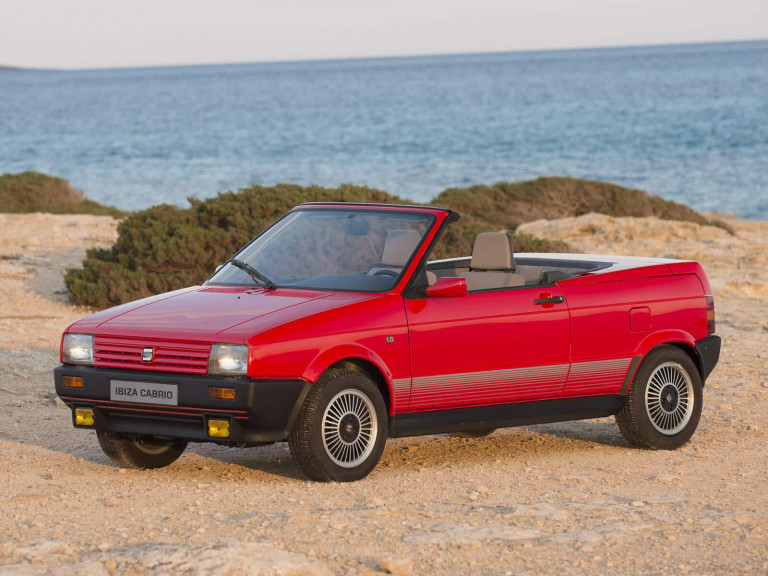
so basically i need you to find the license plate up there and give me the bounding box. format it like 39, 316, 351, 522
110, 380, 178, 406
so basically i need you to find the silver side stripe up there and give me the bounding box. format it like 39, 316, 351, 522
566, 358, 633, 393
568, 358, 633, 378
412, 363, 570, 392
395, 358, 635, 411
391, 377, 412, 412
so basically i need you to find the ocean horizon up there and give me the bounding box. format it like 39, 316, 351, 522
1, 39, 766, 218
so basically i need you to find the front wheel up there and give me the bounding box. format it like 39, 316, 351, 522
97, 431, 187, 469
289, 369, 388, 482
616, 345, 703, 450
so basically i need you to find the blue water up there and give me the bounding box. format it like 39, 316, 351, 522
1, 41, 766, 218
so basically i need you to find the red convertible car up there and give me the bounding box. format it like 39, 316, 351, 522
55, 203, 720, 481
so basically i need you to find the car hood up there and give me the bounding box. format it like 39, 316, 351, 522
70, 286, 377, 343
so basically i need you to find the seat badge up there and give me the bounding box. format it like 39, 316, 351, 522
142, 347, 154, 362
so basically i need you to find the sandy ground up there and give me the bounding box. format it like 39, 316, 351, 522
0, 211, 766, 576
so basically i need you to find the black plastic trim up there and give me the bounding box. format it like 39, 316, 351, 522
389, 395, 626, 437
427, 256, 612, 273
695, 335, 721, 382
619, 355, 642, 395
55, 365, 310, 444
296, 202, 456, 216
534, 295, 565, 305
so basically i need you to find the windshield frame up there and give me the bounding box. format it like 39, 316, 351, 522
204, 204, 441, 294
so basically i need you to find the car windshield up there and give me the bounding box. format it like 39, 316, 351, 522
207, 208, 435, 292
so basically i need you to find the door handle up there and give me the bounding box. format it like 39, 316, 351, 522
534, 295, 565, 305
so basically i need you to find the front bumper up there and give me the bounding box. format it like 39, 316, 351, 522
54, 365, 310, 445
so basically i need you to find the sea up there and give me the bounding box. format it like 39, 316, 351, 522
1, 40, 766, 219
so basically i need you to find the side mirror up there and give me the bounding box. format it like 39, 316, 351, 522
426, 277, 467, 298
215, 264, 223, 273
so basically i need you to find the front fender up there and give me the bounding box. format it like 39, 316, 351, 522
302, 344, 394, 392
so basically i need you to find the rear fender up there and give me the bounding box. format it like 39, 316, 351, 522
634, 329, 697, 359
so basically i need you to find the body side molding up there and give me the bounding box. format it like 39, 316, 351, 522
389, 394, 626, 437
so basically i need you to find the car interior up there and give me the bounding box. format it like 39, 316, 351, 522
363, 229, 610, 293
424, 232, 609, 292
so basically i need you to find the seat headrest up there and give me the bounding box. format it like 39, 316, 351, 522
381, 230, 422, 266
470, 232, 516, 271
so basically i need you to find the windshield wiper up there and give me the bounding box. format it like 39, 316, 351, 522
228, 259, 277, 291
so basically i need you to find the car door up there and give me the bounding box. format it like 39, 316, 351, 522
403, 285, 570, 412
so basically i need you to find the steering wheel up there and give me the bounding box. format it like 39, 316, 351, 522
372, 269, 398, 277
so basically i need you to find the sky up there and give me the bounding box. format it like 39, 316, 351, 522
2, 0, 767, 69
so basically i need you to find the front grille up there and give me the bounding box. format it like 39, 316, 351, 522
93, 336, 210, 375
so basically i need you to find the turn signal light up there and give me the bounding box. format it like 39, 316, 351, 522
208, 419, 231, 438
62, 376, 84, 388
208, 387, 236, 400
74, 408, 94, 426
706, 295, 716, 335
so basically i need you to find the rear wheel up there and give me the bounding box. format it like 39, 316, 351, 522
616, 345, 702, 450
289, 369, 388, 482
97, 431, 187, 469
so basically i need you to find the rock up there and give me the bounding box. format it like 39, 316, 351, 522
469, 491, 480, 501
410, 525, 540, 544
114, 542, 331, 575
13, 540, 73, 563
379, 556, 414, 575
0, 561, 109, 575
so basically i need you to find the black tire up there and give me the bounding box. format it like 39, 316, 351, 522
449, 429, 496, 438
97, 431, 187, 469
289, 369, 388, 482
616, 345, 703, 450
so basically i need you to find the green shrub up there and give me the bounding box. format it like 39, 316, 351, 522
66, 182, 571, 308
432, 177, 710, 230
66, 177, 713, 308
66, 184, 409, 307
0, 171, 125, 217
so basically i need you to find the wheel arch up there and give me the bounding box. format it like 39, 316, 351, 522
327, 358, 391, 414
303, 346, 394, 413
666, 342, 704, 383
635, 334, 705, 386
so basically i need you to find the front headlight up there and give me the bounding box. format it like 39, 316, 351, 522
208, 344, 248, 376
62, 333, 94, 365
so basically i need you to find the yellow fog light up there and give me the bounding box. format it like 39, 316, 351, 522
208, 419, 230, 438
62, 376, 84, 388
74, 408, 94, 426
208, 386, 236, 400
